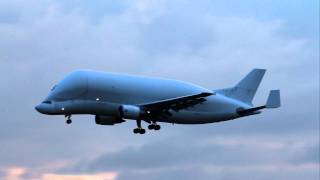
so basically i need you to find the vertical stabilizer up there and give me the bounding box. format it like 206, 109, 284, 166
216, 69, 266, 105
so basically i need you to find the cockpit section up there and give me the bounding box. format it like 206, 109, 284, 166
42, 100, 52, 104
51, 85, 57, 91
46, 70, 89, 101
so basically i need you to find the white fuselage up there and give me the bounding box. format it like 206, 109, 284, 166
38, 70, 252, 124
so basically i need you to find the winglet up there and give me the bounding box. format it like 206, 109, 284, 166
266, 90, 281, 108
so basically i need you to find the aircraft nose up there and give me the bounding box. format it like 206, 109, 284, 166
35, 104, 44, 113
35, 103, 52, 114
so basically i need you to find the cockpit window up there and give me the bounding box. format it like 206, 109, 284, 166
42, 101, 52, 104
51, 85, 57, 91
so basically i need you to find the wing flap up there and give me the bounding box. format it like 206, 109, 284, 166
139, 92, 213, 114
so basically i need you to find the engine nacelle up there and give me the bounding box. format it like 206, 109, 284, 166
119, 105, 141, 120
95, 115, 125, 125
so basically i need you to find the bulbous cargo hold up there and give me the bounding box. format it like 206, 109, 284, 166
35, 69, 281, 134
46, 71, 89, 101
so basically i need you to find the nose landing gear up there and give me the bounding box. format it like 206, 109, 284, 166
65, 115, 72, 124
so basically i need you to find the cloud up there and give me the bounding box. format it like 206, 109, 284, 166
0, 167, 26, 180
0, 167, 117, 180
115, 164, 319, 180
67, 135, 319, 180
40, 172, 117, 180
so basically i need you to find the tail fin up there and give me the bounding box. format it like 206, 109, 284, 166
216, 69, 266, 104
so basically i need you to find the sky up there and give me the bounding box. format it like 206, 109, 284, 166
0, 0, 319, 179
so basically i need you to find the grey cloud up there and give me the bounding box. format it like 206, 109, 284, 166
67, 135, 319, 180
56, 0, 128, 22
116, 166, 319, 180
117, 168, 213, 180
290, 143, 320, 164
137, 12, 216, 56
0, 9, 20, 24
69, 135, 317, 171
0, 170, 6, 179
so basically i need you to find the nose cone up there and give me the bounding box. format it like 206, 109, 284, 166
35, 103, 52, 114
35, 103, 45, 114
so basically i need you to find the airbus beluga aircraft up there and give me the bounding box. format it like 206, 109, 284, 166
35, 69, 280, 134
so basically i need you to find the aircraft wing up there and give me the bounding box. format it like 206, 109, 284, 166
139, 92, 213, 116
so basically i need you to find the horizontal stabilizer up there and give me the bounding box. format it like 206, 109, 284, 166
237, 90, 281, 116
266, 90, 281, 108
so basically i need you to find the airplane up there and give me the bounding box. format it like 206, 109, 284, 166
35, 69, 281, 134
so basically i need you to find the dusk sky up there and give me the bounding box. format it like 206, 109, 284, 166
0, 0, 319, 179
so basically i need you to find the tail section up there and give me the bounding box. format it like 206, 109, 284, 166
216, 69, 266, 104
237, 90, 281, 116
266, 90, 281, 108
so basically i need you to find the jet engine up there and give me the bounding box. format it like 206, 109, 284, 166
119, 105, 141, 119
95, 115, 125, 125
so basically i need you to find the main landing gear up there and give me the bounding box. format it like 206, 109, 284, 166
148, 123, 161, 131
133, 119, 146, 134
65, 115, 72, 124
133, 120, 161, 134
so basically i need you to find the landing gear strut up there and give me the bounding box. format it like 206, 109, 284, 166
133, 119, 145, 134
65, 115, 72, 124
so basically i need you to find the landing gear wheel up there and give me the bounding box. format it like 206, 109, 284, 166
65, 115, 72, 124
148, 124, 155, 130
154, 124, 161, 130
133, 128, 140, 134
139, 129, 146, 134
133, 128, 145, 134
133, 119, 146, 134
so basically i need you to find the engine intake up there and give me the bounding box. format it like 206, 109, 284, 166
119, 105, 141, 120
